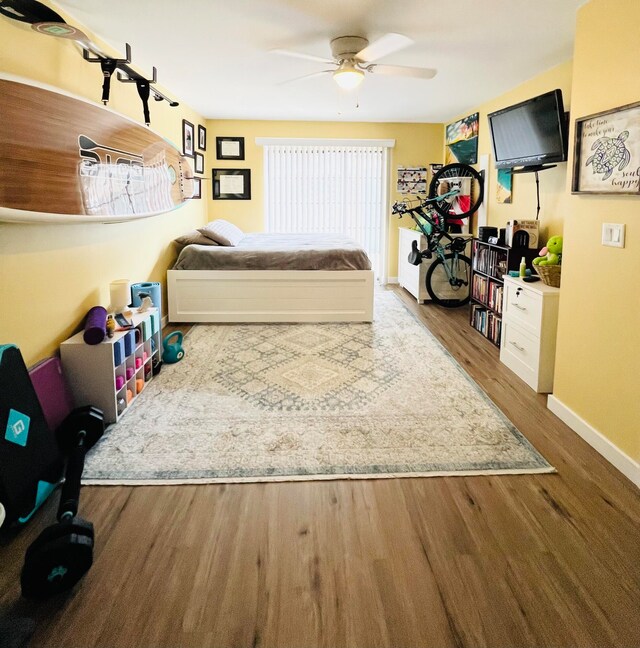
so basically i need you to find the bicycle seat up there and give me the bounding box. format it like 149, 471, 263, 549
408, 240, 422, 266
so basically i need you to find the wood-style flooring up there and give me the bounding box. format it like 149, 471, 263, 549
1, 286, 639, 648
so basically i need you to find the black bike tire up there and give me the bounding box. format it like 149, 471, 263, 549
429, 163, 484, 220
425, 253, 472, 308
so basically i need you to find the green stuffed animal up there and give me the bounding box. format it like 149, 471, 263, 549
533, 235, 563, 266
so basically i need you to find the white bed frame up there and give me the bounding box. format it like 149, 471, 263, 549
167, 270, 374, 323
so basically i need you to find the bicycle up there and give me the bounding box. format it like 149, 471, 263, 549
392, 163, 484, 307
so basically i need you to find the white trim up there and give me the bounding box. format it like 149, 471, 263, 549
548, 395, 640, 488
386, 277, 399, 284
255, 137, 395, 148
378, 146, 390, 284
83, 466, 555, 486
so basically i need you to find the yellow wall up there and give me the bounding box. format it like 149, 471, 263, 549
553, 0, 640, 460
0, 5, 208, 366
206, 120, 444, 276
451, 60, 573, 241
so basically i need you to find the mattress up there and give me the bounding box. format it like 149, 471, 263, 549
172, 233, 372, 271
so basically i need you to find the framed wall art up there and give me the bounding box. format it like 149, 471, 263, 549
216, 136, 245, 160
572, 101, 640, 194
192, 177, 202, 199
182, 119, 194, 157
445, 113, 479, 164
194, 152, 204, 174
212, 168, 251, 200
397, 167, 427, 194
497, 168, 513, 203
197, 125, 207, 151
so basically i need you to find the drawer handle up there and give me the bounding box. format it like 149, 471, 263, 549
511, 303, 527, 311
510, 341, 526, 352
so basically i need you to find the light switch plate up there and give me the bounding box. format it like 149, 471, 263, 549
602, 223, 625, 248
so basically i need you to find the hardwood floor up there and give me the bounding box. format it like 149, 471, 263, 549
1, 286, 639, 648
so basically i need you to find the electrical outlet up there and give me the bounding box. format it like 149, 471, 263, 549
602, 223, 625, 248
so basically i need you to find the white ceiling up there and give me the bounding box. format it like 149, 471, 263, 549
53, 0, 584, 123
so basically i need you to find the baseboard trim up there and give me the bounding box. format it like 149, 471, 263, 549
386, 277, 398, 284
548, 395, 639, 488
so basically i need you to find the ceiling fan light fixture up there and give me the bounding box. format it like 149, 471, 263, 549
333, 62, 364, 90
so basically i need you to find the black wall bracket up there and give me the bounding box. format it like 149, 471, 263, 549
83, 43, 131, 105
81, 42, 179, 125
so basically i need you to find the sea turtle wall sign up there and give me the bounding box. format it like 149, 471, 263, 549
0, 74, 195, 223
572, 100, 640, 194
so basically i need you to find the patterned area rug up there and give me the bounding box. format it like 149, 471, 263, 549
84, 291, 553, 484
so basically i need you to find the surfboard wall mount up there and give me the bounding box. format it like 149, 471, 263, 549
0, 0, 180, 126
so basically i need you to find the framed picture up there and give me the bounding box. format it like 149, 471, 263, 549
198, 125, 207, 151
497, 168, 513, 203
212, 168, 251, 200
191, 177, 202, 199
397, 167, 427, 194
216, 136, 245, 160
445, 112, 479, 164
572, 101, 640, 194
194, 152, 204, 174
182, 119, 194, 157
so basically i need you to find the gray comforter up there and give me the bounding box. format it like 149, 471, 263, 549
173, 233, 371, 271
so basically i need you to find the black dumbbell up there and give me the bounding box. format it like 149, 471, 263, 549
21, 406, 104, 599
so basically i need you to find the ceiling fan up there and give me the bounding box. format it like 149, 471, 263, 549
272, 33, 437, 90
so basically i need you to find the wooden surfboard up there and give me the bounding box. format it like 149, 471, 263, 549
0, 75, 195, 223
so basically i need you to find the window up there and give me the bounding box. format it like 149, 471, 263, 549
261, 141, 391, 279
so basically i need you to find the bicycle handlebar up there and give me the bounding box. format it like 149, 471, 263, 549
392, 187, 460, 216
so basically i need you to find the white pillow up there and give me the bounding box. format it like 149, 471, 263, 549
197, 219, 244, 246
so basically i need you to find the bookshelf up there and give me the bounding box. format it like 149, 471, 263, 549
469, 239, 538, 347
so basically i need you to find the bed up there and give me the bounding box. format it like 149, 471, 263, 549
167, 227, 374, 323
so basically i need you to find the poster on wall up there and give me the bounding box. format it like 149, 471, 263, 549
572, 101, 640, 194
397, 167, 427, 194
497, 168, 512, 203
445, 112, 479, 164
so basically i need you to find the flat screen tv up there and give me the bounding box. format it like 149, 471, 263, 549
488, 89, 568, 171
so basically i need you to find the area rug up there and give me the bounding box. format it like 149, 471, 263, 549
83, 291, 553, 484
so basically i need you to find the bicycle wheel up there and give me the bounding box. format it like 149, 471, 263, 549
429, 163, 484, 219
425, 253, 472, 307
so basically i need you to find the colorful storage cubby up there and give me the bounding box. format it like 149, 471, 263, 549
60, 308, 162, 424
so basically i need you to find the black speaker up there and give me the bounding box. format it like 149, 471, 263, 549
498, 228, 506, 246
478, 226, 498, 242
512, 230, 530, 248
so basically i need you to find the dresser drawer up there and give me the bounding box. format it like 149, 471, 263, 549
500, 321, 540, 377
503, 281, 543, 334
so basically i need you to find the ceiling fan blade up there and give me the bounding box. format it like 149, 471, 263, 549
355, 32, 412, 63
278, 70, 334, 86
367, 64, 437, 79
270, 49, 334, 65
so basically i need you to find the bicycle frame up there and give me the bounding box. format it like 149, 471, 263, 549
408, 202, 470, 261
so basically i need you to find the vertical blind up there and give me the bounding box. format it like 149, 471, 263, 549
263, 145, 387, 277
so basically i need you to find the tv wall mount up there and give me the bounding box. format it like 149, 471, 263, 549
0, 0, 179, 126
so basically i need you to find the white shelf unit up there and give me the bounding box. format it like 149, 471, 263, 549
499, 277, 560, 393
60, 308, 162, 424
397, 227, 437, 302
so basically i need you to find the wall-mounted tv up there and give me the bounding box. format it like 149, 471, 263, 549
488, 89, 568, 172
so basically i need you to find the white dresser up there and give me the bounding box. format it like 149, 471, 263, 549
500, 276, 560, 393
397, 227, 435, 302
